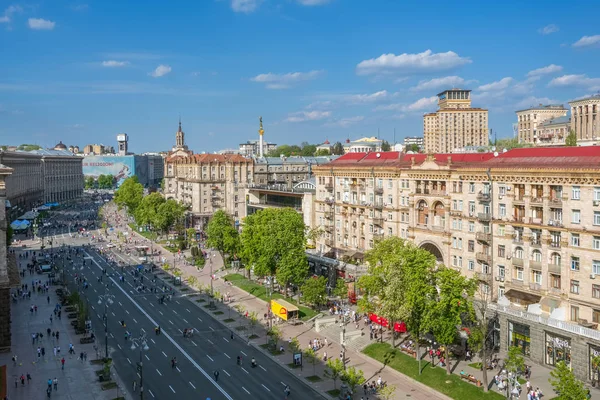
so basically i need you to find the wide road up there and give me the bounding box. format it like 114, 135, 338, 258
63, 245, 312, 400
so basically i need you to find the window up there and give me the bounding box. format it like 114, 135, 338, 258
532, 270, 542, 285
570, 280, 580, 294
595, 212, 600, 226
515, 267, 523, 281
468, 221, 475, 233
571, 234, 580, 247
514, 247, 524, 259
572, 186, 580, 200
468, 260, 474, 271
572, 210, 581, 224
469, 201, 475, 215
571, 306, 580, 322
594, 310, 600, 324
499, 186, 506, 196
594, 237, 600, 250
571, 257, 580, 271
594, 187, 600, 201
469, 182, 475, 193
458, 200, 463, 211
498, 225, 505, 236
388, 227, 392, 236
452, 237, 463, 249
498, 245, 506, 258
550, 274, 561, 289
498, 265, 505, 277
499, 204, 506, 217
593, 285, 600, 299
593, 261, 600, 275
532, 250, 542, 262
468, 240, 475, 252
388, 179, 393, 189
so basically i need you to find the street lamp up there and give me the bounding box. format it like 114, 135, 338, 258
209, 251, 216, 307
130, 331, 149, 400
340, 316, 347, 370
97, 288, 115, 360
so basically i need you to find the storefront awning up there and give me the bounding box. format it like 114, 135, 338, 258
504, 289, 541, 306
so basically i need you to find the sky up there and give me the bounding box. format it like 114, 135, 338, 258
1, 0, 600, 154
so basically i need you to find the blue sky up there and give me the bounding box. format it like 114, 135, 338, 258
1, 0, 600, 153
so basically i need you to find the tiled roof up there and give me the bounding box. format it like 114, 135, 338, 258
325, 151, 495, 168
482, 146, 600, 169
537, 116, 570, 127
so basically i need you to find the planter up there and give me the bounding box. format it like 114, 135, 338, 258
80, 337, 95, 344
74, 329, 86, 335
70, 321, 79, 327
68, 313, 78, 319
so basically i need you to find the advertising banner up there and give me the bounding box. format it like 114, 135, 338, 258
368, 313, 407, 333
271, 299, 289, 321
82, 156, 136, 187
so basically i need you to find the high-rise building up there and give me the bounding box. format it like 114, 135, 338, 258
515, 104, 568, 145
569, 94, 600, 145
403, 136, 424, 150
423, 89, 489, 153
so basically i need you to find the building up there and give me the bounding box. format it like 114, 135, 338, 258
163, 153, 253, 228
343, 137, 383, 153
423, 89, 489, 153
83, 154, 163, 188
315, 140, 331, 154
252, 156, 337, 188
515, 104, 568, 145
168, 120, 193, 158
239, 140, 277, 157
83, 144, 115, 155
313, 146, 600, 383
535, 116, 571, 146
28, 148, 84, 203
0, 151, 44, 219
403, 136, 424, 150
569, 94, 600, 146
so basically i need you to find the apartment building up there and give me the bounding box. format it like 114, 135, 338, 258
569, 94, 600, 145
313, 147, 600, 382
423, 89, 489, 153
252, 156, 337, 188
163, 153, 253, 228
535, 116, 571, 146
515, 104, 568, 145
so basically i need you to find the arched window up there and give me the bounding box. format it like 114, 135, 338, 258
417, 200, 429, 225
532, 250, 542, 262
432, 201, 445, 227
550, 252, 561, 266
514, 247, 524, 259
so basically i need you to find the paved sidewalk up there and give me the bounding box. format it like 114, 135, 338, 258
1, 248, 128, 400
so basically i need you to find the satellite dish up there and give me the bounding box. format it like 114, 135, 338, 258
503, 148, 508, 153
376, 153, 381, 158
493, 151, 499, 157
492, 147, 496, 152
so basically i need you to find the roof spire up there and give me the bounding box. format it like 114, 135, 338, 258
178, 114, 182, 132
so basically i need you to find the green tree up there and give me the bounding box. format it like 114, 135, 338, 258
17, 144, 42, 151
494, 137, 533, 150
301, 276, 327, 307
187, 276, 198, 289
186, 227, 196, 245
381, 140, 391, 151
592, 355, 600, 387
378, 385, 397, 400
566, 130, 577, 147
504, 345, 525, 396
549, 361, 588, 400
289, 337, 301, 353
325, 358, 345, 389
304, 348, 318, 376
248, 311, 258, 336
160, 178, 165, 191
405, 143, 421, 153
134, 192, 165, 230
154, 199, 185, 234
114, 176, 143, 214
333, 278, 347, 300
468, 284, 495, 391
314, 148, 330, 156
84, 176, 95, 189
425, 267, 477, 374
300, 143, 317, 156
268, 325, 282, 350
206, 210, 239, 261
341, 366, 365, 395
305, 227, 323, 247
331, 141, 345, 155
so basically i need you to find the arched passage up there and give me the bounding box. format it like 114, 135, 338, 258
419, 241, 444, 263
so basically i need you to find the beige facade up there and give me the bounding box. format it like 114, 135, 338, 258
569, 94, 600, 145
535, 116, 570, 146
313, 147, 600, 332
423, 89, 489, 153
164, 154, 253, 226
40, 153, 84, 203
0, 151, 44, 218
515, 105, 568, 145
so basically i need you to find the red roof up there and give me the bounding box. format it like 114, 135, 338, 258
325, 151, 495, 168
484, 146, 600, 169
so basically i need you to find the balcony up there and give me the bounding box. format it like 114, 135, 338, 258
324, 210, 334, 219
374, 187, 383, 195
529, 260, 542, 271
477, 213, 492, 222
512, 257, 524, 267
476, 192, 491, 202
530, 197, 544, 206
548, 219, 564, 228
548, 241, 562, 250
513, 197, 525, 205
548, 263, 561, 274
324, 183, 334, 191
476, 271, 492, 282
476, 232, 491, 242
549, 198, 563, 207
529, 282, 542, 292
373, 233, 384, 241
211, 186, 220, 191
373, 202, 384, 210
325, 239, 333, 246
373, 217, 384, 227
324, 225, 334, 233
449, 210, 463, 217
529, 238, 542, 248
476, 252, 492, 264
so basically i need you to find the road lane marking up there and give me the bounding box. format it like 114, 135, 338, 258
173, 310, 178, 314
158, 311, 163, 315
111, 312, 115, 317
241, 367, 249, 374
280, 382, 286, 386
259, 365, 267, 372
261, 384, 270, 391
133, 318, 138, 323
119, 302, 123, 306
241, 351, 247, 356
223, 337, 229, 343
169, 320, 174, 325
91, 305, 95, 310
127, 358, 131, 364
207, 355, 214, 362
183, 318, 188, 324
223, 353, 230, 359
222, 370, 231, 377
186, 308, 191, 313
169, 385, 175, 393
175, 300, 180, 304
197, 317, 202, 322
242, 387, 250, 394
162, 351, 168, 358
156, 369, 162, 376
207, 339, 214, 345
110, 333, 114, 338
176, 366, 181, 372
150, 338, 156, 344
148, 389, 155, 398
191, 340, 198, 347
117, 344, 122, 349
209, 326, 214, 331
125, 310, 130, 314
189, 381, 196, 389
141, 328, 145, 333
145, 354, 150, 361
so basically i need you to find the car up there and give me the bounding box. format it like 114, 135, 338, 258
38, 264, 52, 273
106, 243, 116, 248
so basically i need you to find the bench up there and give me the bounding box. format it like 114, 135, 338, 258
460, 374, 480, 385
400, 347, 417, 358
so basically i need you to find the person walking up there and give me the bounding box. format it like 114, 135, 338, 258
213, 370, 219, 382
53, 377, 58, 390
61, 357, 65, 370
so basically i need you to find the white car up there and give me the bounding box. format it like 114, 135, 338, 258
106, 243, 116, 248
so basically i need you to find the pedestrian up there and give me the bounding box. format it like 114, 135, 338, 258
14, 378, 18, 388
37, 347, 41, 358
53, 347, 57, 357
20, 374, 24, 386
47, 378, 52, 391
27, 372, 31, 383
53, 377, 58, 390
47, 296, 50, 304
41, 347, 45, 357
213, 370, 219, 382
61, 357, 65, 370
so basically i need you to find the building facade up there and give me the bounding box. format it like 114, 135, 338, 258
0, 151, 44, 219
0, 163, 17, 351
515, 104, 568, 145
535, 116, 571, 146
404, 136, 424, 150
164, 154, 253, 227
313, 147, 600, 382
569, 94, 600, 146
343, 137, 383, 153
423, 89, 489, 153
30, 149, 84, 203
239, 140, 277, 157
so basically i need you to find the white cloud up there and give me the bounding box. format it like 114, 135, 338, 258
375, 96, 438, 113
478, 77, 513, 92
410, 76, 465, 92
251, 70, 322, 89
325, 116, 364, 128
527, 64, 563, 77
356, 50, 471, 76
548, 74, 600, 90
343, 90, 389, 104
285, 110, 331, 123
0, 5, 22, 23
28, 18, 56, 30
572, 35, 600, 48
538, 24, 559, 35
514, 96, 560, 110
0, 15, 8, 23
297, 0, 331, 5
149, 64, 172, 78
306, 100, 332, 110
231, 0, 261, 13
102, 60, 130, 68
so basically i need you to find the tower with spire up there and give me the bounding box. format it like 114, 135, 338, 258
168, 117, 192, 158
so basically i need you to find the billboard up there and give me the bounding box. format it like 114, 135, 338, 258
82, 156, 136, 187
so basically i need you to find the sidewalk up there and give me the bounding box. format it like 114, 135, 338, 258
1, 248, 128, 400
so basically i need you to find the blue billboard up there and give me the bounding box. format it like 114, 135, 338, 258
82, 156, 136, 187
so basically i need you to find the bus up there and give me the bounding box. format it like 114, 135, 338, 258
135, 245, 150, 262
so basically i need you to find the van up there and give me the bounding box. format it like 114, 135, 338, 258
38, 265, 52, 273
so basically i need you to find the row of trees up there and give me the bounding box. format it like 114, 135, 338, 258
85, 174, 115, 189
265, 140, 394, 157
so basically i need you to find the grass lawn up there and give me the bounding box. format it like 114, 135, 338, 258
259, 343, 282, 356
363, 343, 504, 400
249, 334, 259, 339
101, 381, 117, 390
223, 318, 235, 323
213, 311, 224, 315
326, 389, 340, 397
306, 375, 322, 382
223, 274, 318, 321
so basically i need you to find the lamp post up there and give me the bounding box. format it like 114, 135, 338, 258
97, 287, 115, 360
209, 251, 216, 307
130, 331, 149, 400
340, 316, 347, 370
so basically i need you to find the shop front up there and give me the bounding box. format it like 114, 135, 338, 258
590, 345, 600, 382
508, 321, 531, 356
545, 332, 571, 368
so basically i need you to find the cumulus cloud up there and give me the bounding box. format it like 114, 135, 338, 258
356, 50, 471, 76
297, 0, 331, 4
231, 0, 261, 13
527, 64, 563, 77
325, 116, 364, 128
285, 110, 331, 123
102, 60, 130, 67
478, 77, 513, 92
251, 70, 322, 89
149, 64, 172, 78
572, 35, 600, 48
375, 96, 438, 113
538, 24, 559, 35
343, 90, 390, 104
548, 74, 600, 90
0, 5, 22, 23
410, 76, 465, 92
28, 18, 56, 30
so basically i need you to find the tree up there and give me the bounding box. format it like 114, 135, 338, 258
187, 276, 198, 289
304, 348, 318, 376
468, 284, 496, 391
549, 361, 588, 400
314, 148, 330, 156
186, 228, 196, 245
504, 345, 525, 397
162, 263, 171, 272
17, 144, 41, 151
114, 176, 143, 213
289, 337, 301, 353
333, 278, 348, 300
301, 276, 327, 307
97, 174, 115, 189
425, 267, 477, 374
566, 130, 577, 147
134, 192, 165, 230
325, 358, 345, 389
341, 366, 365, 395
592, 355, 600, 387
84, 176, 95, 189
300, 143, 317, 156
206, 210, 240, 261
305, 227, 324, 248
248, 311, 258, 336
381, 140, 391, 151
154, 199, 185, 234
405, 143, 421, 153
331, 142, 345, 155
378, 385, 396, 400
268, 325, 282, 350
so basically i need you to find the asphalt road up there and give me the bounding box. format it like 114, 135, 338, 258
59, 244, 311, 400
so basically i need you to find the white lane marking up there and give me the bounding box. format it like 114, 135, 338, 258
125, 310, 130, 315
91, 305, 95, 310
173, 310, 178, 315
150, 338, 156, 344
207, 339, 214, 345
127, 358, 131, 364
169, 385, 175, 393
141, 327, 145, 333
158, 311, 163, 315
156, 369, 162, 376
84, 251, 234, 400
169, 320, 174, 325
149, 302, 155, 307
241, 367, 249, 374
118, 301, 123, 306
148, 389, 155, 398
189, 381, 196, 389
162, 351, 168, 358
110, 333, 114, 338
117, 344, 122, 350
223, 337, 229, 343
242, 387, 250, 394
175, 300, 180, 304
209, 326, 214, 331
197, 317, 202, 322
133, 318, 138, 323
137, 372, 141, 378
241, 351, 247, 356
280, 382, 286, 386
111, 312, 115, 317
261, 384, 270, 392
183, 318, 188, 324
224, 353, 230, 359
186, 308, 191, 313
207, 355, 214, 362
191, 340, 198, 347
259, 365, 267, 372
176, 366, 181, 372
222, 370, 231, 377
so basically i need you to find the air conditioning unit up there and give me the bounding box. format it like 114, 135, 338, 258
591, 274, 596, 280
594, 201, 600, 207
507, 256, 512, 260
495, 276, 500, 281
500, 277, 505, 282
